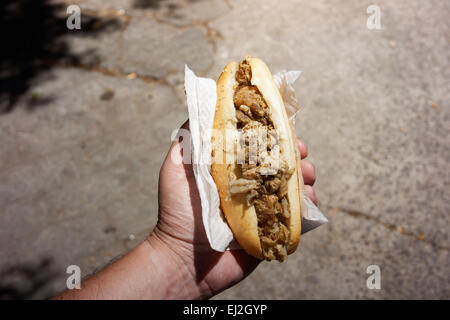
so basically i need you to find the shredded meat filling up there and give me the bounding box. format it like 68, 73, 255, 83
229, 59, 293, 261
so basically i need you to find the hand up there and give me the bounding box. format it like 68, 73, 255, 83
150, 120, 317, 299
53, 120, 317, 300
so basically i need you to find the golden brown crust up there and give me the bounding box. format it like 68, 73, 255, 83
211, 57, 302, 260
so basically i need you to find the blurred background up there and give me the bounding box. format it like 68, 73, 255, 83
0, 0, 449, 299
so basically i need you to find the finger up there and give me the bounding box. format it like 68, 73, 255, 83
229, 249, 261, 277
300, 160, 316, 185
170, 120, 190, 146
296, 138, 308, 159
304, 185, 318, 205
164, 119, 191, 168
180, 119, 190, 130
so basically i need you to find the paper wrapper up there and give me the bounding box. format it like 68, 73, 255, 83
184, 65, 328, 252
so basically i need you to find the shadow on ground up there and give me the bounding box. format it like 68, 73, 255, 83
133, 0, 201, 12
0, 257, 59, 300
134, 0, 166, 9
0, 0, 122, 113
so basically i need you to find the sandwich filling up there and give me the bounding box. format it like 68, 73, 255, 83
229, 59, 293, 261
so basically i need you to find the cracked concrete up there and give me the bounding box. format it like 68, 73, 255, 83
326, 206, 450, 252
0, 0, 449, 299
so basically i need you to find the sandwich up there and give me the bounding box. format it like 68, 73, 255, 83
211, 56, 304, 261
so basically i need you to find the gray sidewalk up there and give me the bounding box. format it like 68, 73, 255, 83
0, 0, 448, 299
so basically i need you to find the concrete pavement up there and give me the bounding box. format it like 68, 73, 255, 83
0, 0, 448, 299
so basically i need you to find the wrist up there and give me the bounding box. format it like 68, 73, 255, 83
146, 230, 201, 299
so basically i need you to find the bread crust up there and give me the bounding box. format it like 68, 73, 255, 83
211, 58, 302, 260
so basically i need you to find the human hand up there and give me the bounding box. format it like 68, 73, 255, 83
149, 121, 317, 299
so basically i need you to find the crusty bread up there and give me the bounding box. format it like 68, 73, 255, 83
211, 57, 302, 259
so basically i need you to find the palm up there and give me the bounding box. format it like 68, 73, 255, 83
155, 141, 259, 297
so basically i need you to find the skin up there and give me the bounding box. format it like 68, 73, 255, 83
53, 121, 317, 300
